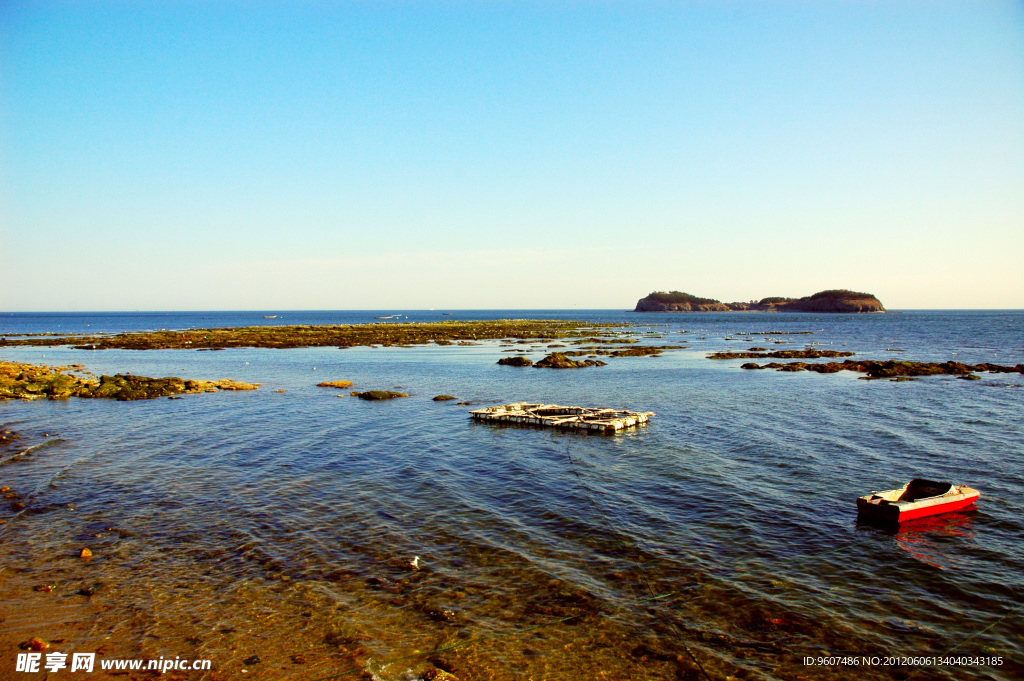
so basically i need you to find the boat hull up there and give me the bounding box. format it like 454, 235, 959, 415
857, 481, 979, 524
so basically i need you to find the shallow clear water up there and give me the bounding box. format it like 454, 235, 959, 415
1, 310, 1022, 680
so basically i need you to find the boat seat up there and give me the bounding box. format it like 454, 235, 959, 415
899, 479, 953, 502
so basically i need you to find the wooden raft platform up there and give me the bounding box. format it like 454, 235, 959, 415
469, 403, 654, 434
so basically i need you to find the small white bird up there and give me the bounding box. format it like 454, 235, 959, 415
409, 556, 420, 570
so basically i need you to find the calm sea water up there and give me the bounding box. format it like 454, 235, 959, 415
1, 310, 1021, 681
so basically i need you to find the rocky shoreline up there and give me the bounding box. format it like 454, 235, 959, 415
635, 289, 885, 313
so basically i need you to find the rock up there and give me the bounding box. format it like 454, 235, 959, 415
1, 361, 260, 401
432, 395, 456, 401
535, 353, 607, 369
243, 655, 261, 665
608, 346, 668, 357
423, 669, 460, 681
317, 380, 354, 389
709, 349, 854, 360
738, 358, 1022, 380
213, 379, 260, 391
497, 356, 533, 367
324, 628, 371, 646
350, 391, 409, 400
19, 638, 49, 651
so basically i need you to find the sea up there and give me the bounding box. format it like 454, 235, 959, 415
0, 309, 1021, 681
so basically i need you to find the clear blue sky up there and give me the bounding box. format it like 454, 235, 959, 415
2, 1, 1022, 310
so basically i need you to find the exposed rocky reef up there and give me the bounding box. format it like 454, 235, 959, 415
0, 361, 259, 401
0, 320, 616, 351
560, 345, 686, 358
317, 380, 354, 389
534, 353, 607, 369
635, 289, 884, 313
709, 349, 856, 360
739, 359, 1023, 380
497, 356, 534, 367
350, 390, 409, 400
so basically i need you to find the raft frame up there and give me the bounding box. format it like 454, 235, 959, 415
469, 403, 654, 434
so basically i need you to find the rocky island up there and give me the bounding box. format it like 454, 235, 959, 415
635, 289, 885, 313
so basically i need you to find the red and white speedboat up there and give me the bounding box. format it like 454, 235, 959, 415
857, 479, 980, 523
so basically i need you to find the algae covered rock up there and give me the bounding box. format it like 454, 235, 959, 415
497, 356, 533, 367
350, 390, 409, 400
535, 353, 607, 369
0, 361, 259, 401
432, 394, 457, 401
317, 380, 354, 389
210, 379, 260, 391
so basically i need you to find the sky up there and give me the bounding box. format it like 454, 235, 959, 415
1, 1, 1022, 311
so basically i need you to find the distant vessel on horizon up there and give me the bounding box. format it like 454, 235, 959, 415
263, 315, 277, 319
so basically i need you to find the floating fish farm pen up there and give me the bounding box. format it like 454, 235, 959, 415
469, 403, 654, 434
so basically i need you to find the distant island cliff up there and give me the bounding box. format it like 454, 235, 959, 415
634, 289, 885, 313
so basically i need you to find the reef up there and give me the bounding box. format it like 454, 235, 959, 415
350, 391, 409, 400
739, 359, 1024, 379
0, 361, 259, 401
317, 380, 354, 389
497, 356, 534, 367
708, 349, 856, 360
0, 320, 616, 351
635, 289, 884, 313
534, 353, 607, 369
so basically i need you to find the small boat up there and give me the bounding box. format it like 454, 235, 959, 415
857, 479, 979, 523
263, 315, 277, 319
